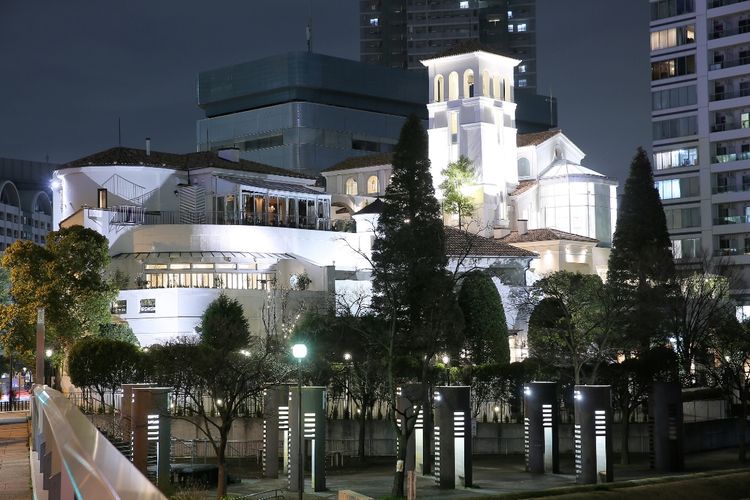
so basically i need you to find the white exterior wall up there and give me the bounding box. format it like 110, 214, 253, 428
110, 223, 370, 271
117, 287, 329, 346
423, 51, 520, 234
53, 166, 183, 227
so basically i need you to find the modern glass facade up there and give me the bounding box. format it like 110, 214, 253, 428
197, 52, 427, 176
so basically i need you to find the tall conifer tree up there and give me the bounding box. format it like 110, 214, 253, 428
372, 114, 449, 334
371, 114, 458, 496
608, 147, 675, 348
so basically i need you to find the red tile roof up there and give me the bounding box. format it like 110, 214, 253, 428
62, 147, 312, 179
445, 226, 536, 257
499, 228, 598, 244
322, 153, 393, 173
510, 180, 537, 196
517, 129, 562, 147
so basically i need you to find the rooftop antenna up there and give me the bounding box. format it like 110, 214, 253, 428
306, 0, 312, 53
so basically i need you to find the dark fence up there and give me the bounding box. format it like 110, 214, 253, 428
0, 400, 30, 412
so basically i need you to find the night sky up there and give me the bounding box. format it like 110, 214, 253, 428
0, 0, 649, 183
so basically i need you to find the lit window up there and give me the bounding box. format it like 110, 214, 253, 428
367, 175, 379, 194
110, 300, 127, 314
459, 1, 469, 8
517, 23, 527, 32
140, 298, 156, 313
518, 78, 528, 87
370, 17, 379, 27
507, 10, 513, 18
507, 24, 514, 32
434, 74, 445, 102
518, 64, 526, 73
346, 177, 358, 196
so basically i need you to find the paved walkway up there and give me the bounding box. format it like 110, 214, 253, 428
209, 448, 750, 499
0, 413, 31, 500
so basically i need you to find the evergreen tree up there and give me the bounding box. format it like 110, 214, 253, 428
372, 114, 452, 341
99, 322, 139, 346
198, 293, 251, 353
457, 271, 510, 366
371, 114, 459, 496
608, 147, 674, 284
607, 148, 675, 349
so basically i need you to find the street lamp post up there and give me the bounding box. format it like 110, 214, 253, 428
343, 352, 352, 418
442, 355, 450, 386
292, 343, 307, 500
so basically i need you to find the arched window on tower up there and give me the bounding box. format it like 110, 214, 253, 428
367, 175, 379, 194
448, 71, 459, 101
463, 69, 474, 98
482, 70, 490, 96
492, 74, 502, 99
517, 158, 531, 178
434, 74, 445, 102
345, 177, 358, 196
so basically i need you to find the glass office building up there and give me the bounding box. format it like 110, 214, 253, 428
196, 52, 427, 176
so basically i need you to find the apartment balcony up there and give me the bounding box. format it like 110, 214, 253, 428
715, 214, 750, 224
708, 0, 749, 8
712, 151, 750, 164
708, 0, 750, 19
710, 115, 750, 133
708, 25, 750, 40
709, 55, 750, 72
712, 180, 750, 193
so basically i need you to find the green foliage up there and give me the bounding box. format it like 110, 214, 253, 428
372, 114, 458, 361
69, 336, 143, 406
458, 271, 509, 366
145, 337, 288, 498
99, 322, 139, 346
439, 156, 475, 227
608, 148, 675, 285
669, 272, 734, 383
198, 294, 250, 353
370, 115, 460, 496
527, 271, 621, 384
607, 148, 675, 349
0, 226, 116, 356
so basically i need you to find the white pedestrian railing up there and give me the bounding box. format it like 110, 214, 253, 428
31, 385, 166, 500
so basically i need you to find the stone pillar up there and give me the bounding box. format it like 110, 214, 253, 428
121, 383, 153, 439
289, 386, 327, 492
263, 385, 290, 478
523, 381, 559, 473
649, 381, 684, 472
131, 387, 171, 491
573, 385, 612, 484
396, 384, 425, 473
433, 386, 472, 489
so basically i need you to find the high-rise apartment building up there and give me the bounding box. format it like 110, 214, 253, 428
650, 0, 750, 310
360, 0, 537, 91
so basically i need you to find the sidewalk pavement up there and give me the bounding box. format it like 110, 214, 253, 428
217, 448, 750, 499
0, 413, 31, 500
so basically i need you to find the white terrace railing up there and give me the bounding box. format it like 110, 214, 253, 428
30, 386, 166, 500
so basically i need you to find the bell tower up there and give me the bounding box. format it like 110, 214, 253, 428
422, 49, 520, 235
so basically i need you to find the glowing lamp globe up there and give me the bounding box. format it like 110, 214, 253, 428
292, 343, 307, 359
